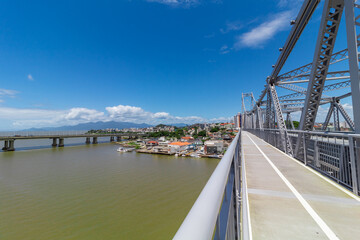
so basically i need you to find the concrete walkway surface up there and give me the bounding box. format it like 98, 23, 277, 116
243, 131, 360, 240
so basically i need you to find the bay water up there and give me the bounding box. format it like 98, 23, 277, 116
0, 139, 218, 239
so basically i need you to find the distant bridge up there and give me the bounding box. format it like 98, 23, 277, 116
0, 133, 145, 151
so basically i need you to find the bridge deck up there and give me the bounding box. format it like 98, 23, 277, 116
243, 132, 360, 240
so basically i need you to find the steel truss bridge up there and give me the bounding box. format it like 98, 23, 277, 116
173, 1, 360, 239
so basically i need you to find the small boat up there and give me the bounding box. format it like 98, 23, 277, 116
190, 152, 201, 158
117, 147, 134, 152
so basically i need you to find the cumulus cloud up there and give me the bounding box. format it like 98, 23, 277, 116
153, 112, 170, 119
0, 104, 229, 129
106, 105, 150, 120
234, 11, 292, 49
63, 108, 105, 122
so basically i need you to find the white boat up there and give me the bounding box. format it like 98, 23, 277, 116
117, 147, 134, 152
190, 152, 201, 158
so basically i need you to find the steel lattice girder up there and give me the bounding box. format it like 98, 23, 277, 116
269, 0, 321, 84
265, 88, 273, 129
277, 70, 350, 84
335, 100, 355, 130
300, 0, 344, 132
295, 0, 344, 156
276, 48, 350, 83
277, 83, 332, 98
278, 80, 351, 100
269, 84, 293, 155
322, 103, 335, 130
254, 0, 321, 111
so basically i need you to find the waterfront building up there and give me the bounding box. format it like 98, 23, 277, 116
204, 140, 224, 155
168, 142, 191, 151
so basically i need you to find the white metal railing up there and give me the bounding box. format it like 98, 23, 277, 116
173, 130, 245, 240
246, 128, 360, 195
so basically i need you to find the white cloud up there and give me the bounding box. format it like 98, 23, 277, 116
153, 112, 170, 119
220, 21, 243, 34
0, 104, 230, 129
277, 0, 289, 8
276, 0, 303, 9
106, 105, 150, 120
146, 0, 198, 7
0, 88, 18, 103
234, 11, 292, 49
63, 108, 105, 122
0, 88, 18, 97
220, 45, 230, 54
28, 74, 34, 81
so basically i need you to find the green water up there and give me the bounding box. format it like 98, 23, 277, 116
0, 143, 219, 240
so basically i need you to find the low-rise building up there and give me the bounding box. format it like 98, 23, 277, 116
169, 142, 191, 151
204, 140, 224, 155
181, 136, 194, 142
146, 141, 158, 147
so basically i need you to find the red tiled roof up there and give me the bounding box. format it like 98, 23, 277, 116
169, 142, 190, 146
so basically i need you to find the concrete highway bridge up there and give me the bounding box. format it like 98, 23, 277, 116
0, 133, 144, 151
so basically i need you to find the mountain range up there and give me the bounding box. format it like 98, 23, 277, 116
21, 121, 187, 131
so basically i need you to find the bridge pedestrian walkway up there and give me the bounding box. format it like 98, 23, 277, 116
243, 131, 360, 240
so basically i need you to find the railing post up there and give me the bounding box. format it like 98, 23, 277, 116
284, 131, 288, 154
314, 140, 320, 168
302, 133, 307, 165
349, 136, 359, 195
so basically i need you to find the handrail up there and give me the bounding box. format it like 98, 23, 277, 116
173, 131, 241, 240
258, 128, 360, 138
246, 128, 360, 195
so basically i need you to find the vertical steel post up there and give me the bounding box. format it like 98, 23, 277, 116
345, 0, 360, 134
303, 133, 307, 165
345, 0, 360, 195
349, 136, 359, 194
314, 140, 320, 168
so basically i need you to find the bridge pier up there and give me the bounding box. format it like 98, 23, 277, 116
7, 140, 15, 151
2, 140, 9, 151
52, 138, 58, 147
86, 137, 91, 144
58, 138, 64, 147
92, 137, 98, 144
110, 136, 114, 142
117, 136, 121, 142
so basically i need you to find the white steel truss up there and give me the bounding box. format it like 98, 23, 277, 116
244, 0, 360, 164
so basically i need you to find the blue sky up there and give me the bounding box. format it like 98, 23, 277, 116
0, 0, 353, 130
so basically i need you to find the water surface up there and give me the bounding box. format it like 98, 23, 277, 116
0, 143, 218, 239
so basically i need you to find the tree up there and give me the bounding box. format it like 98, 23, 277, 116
198, 130, 207, 137
210, 127, 220, 132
